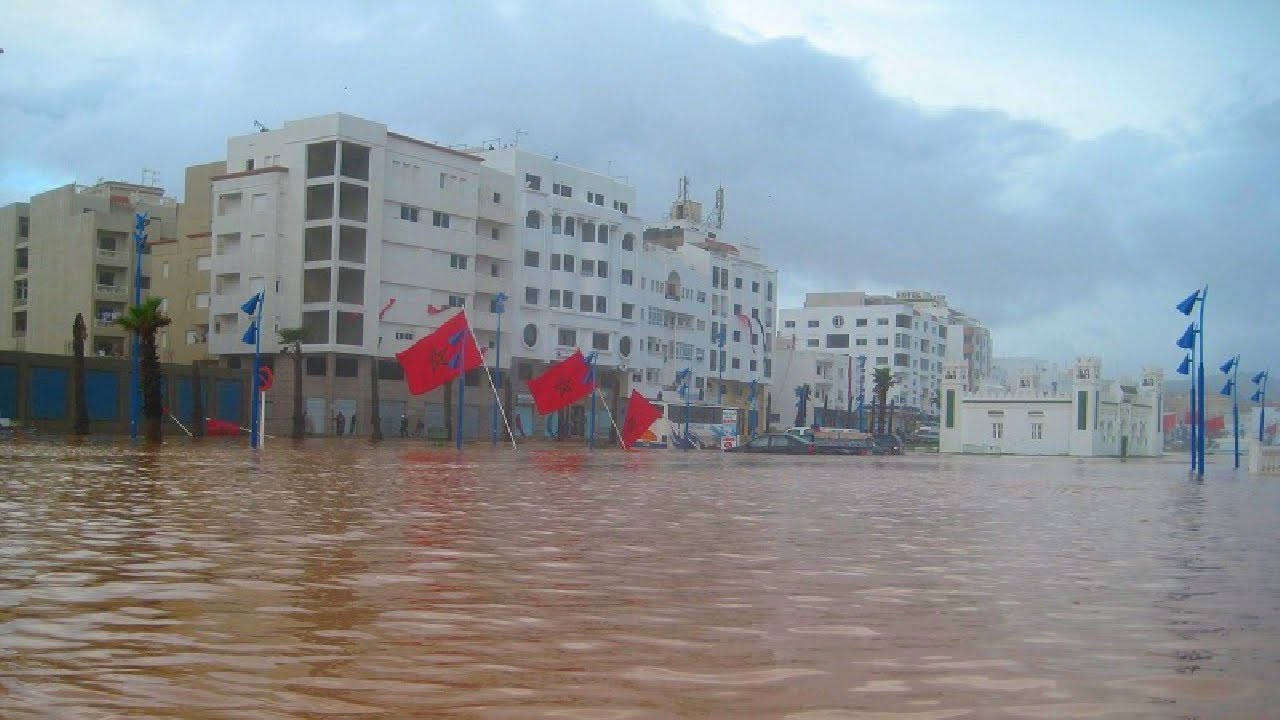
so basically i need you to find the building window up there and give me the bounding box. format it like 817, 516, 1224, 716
731, 358, 741, 369
826, 334, 850, 348
525, 287, 539, 305
595, 296, 607, 314
400, 205, 419, 221
877, 338, 889, 345
580, 294, 593, 312
832, 315, 845, 327
622, 233, 635, 251
734, 303, 742, 316
449, 254, 468, 270
592, 332, 609, 351
551, 254, 562, 271
564, 216, 576, 236
597, 224, 609, 243
305, 356, 327, 376
750, 359, 757, 372
492, 192, 501, 204
563, 255, 575, 273
523, 323, 538, 347
597, 261, 609, 278
992, 422, 1004, 440
855, 318, 868, 327
1031, 422, 1043, 440
621, 302, 634, 319
733, 277, 742, 289
17, 216, 30, 238
557, 328, 577, 346
806, 339, 820, 347
619, 336, 632, 357
549, 289, 561, 307
563, 290, 574, 307
855, 338, 868, 346
877, 356, 888, 365
552, 214, 563, 234
395, 331, 415, 340
432, 211, 450, 228
525, 210, 541, 229
448, 295, 465, 308
524, 250, 540, 267
784, 320, 795, 328
807, 320, 819, 328
525, 173, 542, 191
621, 269, 633, 285
581, 259, 595, 276
877, 318, 889, 326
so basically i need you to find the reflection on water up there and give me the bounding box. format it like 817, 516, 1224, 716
1, 441, 1277, 718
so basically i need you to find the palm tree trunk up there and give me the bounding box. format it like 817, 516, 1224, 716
72, 313, 89, 435
291, 343, 304, 438
191, 361, 205, 437
369, 357, 383, 441
140, 332, 163, 443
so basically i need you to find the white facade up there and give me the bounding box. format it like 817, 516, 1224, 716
779, 291, 957, 415
772, 336, 856, 427
208, 114, 510, 363
940, 356, 1164, 457
989, 357, 1069, 394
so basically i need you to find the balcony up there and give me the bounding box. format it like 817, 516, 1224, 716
96, 246, 125, 263
475, 274, 508, 295
475, 236, 509, 259
94, 318, 126, 335
96, 284, 128, 298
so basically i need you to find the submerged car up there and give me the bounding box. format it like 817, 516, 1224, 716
728, 433, 817, 454
871, 433, 905, 455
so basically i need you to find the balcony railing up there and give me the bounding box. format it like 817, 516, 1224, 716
96, 247, 124, 262
94, 317, 121, 329
96, 284, 127, 296
13, 295, 27, 307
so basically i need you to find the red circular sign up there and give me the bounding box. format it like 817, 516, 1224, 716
258, 366, 274, 391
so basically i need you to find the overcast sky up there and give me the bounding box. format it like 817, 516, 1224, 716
2, 0, 1277, 378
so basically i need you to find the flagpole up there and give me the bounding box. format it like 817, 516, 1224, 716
463, 314, 518, 450
250, 294, 264, 450
593, 388, 628, 451
588, 356, 598, 450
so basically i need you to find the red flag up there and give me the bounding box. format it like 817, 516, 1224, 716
527, 350, 595, 415
395, 311, 483, 395
378, 298, 396, 320
620, 390, 662, 450
1206, 415, 1225, 434
427, 304, 449, 315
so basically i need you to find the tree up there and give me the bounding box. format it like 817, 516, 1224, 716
369, 356, 383, 441
116, 298, 171, 443
71, 313, 90, 435
278, 327, 309, 439
872, 367, 896, 434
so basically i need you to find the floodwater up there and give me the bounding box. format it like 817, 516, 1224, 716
1, 440, 1277, 719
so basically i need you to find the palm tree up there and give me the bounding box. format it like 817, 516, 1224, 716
872, 367, 896, 434
278, 327, 309, 439
71, 313, 89, 435
116, 298, 171, 443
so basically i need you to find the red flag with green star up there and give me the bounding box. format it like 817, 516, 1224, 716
527, 350, 595, 415
395, 311, 482, 395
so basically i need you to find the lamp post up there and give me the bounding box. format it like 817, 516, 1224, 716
1176, 287, 1207, 477
240, 291, 265, 449
490, 292, 507, 446
676, 368, 691, 450
1252, 370, 1269, 443
129, 212, 149, 441
1176, 353, 1194, 470
856, 355, 866, 432
1220, 355, 1240, 469
715, 326, 726, 406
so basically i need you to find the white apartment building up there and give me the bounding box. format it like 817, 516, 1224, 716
780, 291, 960, 415
207, 113, 513, 436
772, 335, 858, 428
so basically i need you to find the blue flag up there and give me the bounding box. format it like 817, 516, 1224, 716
1175, 323, 1196, 350
241, 291, 264, 316
241, 320, 258, 346
1220, 356, 1236, 374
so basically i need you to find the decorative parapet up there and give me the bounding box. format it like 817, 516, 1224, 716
962, 390, 1072, 402
1248, 440, 1280, 475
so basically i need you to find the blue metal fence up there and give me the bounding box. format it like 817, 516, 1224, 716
29, 367, 69, 419
86, 370, 120, 421
0, 364, 16, 419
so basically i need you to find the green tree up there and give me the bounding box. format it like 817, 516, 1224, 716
71, 313, 90, 435
872, 366, 897, 434
278, 327, 309, 439
116, 298, 171, 443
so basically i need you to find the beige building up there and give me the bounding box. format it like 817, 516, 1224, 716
151, 162, 224, 364
0, 182, 178, 357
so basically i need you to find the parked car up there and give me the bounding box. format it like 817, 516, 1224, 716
728, 433, 817, 455
872, 433, 905, 455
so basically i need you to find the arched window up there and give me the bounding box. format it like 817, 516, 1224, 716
666, 271, 681, 300
525, 210, 541, 229
522, 323, 538, 348
619, 336, 632, 357
622, 233, 635, 251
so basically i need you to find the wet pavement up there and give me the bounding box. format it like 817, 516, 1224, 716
1, 439, 1277, 718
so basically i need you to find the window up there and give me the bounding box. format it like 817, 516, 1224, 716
856, 318, 868, 327
395, 331, 415, 340
877, 318, 889, 326
525, 173, 542, 191
524, 250, 540, 267
621, 303, 634, 319
855, 338, 868, 346
587, 191, 605, 206
448, 295, 465, 308
333, 357, 359, 378
731, 358, 741, 369
217, 192, 243, 216
554, 183, 573, 198
806, 339, 820, 347
549, 289, 561, 307
450, 254, 468, 270
877, 357, 888, 365
492, 191, 501, 204
564, 216, 576, 236
305, 356, 327, 376
750, 360, 757, 372
523, 324, 538, 347
18, 216, 29, 238
581, 259, 595, 276
525, 287, 539, 305
597, 261, 608, 278
595, 296, 607, 314
807, 320, 819, 328
563, 255, 575, 273
597, 224, 609, 243
732, 330, 741, 342
877, 338, 889, 345
490, 227, 500, 240
622, 233, 635, 251
525, 210, 542, 229
557, 328, 577, 346
563, 290, 574, 307
764, 359, 772, 378
432, 211, 450, 228
826, 334, 850, 348
992, 422, 1004, 440
784, 320, 796, 328
697, 291, 706, 303
1031, 422, 1043, 440
552, 214, 563, 234
400, 205, 419, 222
621, 269, 633, 285
734, 303, 742, 316
580, 294, 593, 312
592, 332, 609, 350
733, 277, 742, 289
551, 254, 562, 271
619, 336, 632, 356
832, 315, 845, 327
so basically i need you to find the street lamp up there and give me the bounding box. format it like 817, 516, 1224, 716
1175, 287, 1207, 477
1251, 370, 1269, 443
676, 368, 692, 450
715, 326, 726, 406
1219, 354, 1239, 469
490, 292, 507, 446
129, 212, 149, 441
1176, 352, 1193, 469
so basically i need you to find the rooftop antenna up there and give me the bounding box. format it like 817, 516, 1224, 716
141, 168, 160, 187
514, 129, 527, 147
253, 120, 270, 133
678, 173, 690, 204
712, 184, 725, 229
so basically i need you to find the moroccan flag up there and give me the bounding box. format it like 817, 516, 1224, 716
527, 350, 595, 415
620, 390, 662, 450
1206, 415, 1226, 435
395, 311, 483, 395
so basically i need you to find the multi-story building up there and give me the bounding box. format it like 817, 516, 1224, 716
0, 182, 178, 357
150, 161, 224, 364
780, 290, 989, 416
772, 335, 854, 428
206, 113, 512, 436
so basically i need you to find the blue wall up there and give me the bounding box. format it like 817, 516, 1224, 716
175, 377, 207, 423
86, 370, 120, 421
29, 367, 69, 419
215, 379, 243, 422
0, 364, 16, 418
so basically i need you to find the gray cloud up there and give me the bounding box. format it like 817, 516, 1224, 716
1, 0, 1276, 374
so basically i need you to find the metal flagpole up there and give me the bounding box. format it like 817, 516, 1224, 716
129, 212, 148, 441
491, 293, 506, 445
593, 388, 628, 450
463, 316, 518, 450
1197, 286, 1207, 477
249, 293, 264, 450
587, 354, 598, 450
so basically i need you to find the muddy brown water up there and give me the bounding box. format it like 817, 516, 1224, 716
1, 440, 1276, 718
